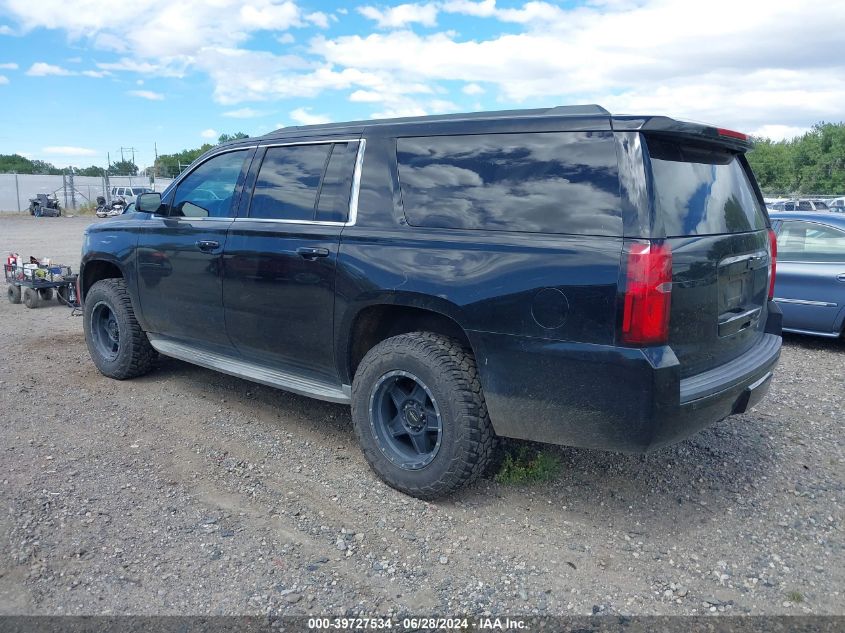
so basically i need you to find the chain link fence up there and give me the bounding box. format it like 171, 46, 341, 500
0, 174, 174, 213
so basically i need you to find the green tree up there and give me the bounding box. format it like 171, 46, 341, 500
747, 121, 845, 195
30, 159, 63, 175
0, 153, 36, 173
77, 165, 106, 176
108, 159, 139, 176
154, 143, 214, 177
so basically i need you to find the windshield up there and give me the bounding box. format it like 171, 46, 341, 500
132, 187, 151, 195
647, 137, 767, 236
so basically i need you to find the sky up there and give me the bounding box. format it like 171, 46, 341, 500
0, 0, 843, 170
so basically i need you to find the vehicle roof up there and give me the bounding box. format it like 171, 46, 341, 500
769, 211, 845, 227
219, 104, 752, 151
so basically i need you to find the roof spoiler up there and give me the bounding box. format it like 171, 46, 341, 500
614, 115, 754, 151
545, 104, 610, 116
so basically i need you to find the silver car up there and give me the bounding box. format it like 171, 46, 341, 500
770, 211, 845, 337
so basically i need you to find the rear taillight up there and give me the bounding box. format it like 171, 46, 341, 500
621, 241, 673, 346
767, 228, 777, 300
717, 127, 748, 141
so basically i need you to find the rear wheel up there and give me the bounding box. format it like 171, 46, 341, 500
56, 285, 70, 305
38, 288, 53, 301
83, 278, 157, 379
22, 288, 38, 308
351, 332, 496, 499
7, 285, 21, 304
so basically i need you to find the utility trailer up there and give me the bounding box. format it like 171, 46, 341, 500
4, 259, 79, 309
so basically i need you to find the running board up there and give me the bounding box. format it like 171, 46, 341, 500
147, 335, 351, 404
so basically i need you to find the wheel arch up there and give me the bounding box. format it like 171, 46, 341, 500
80, 257, 125, 302
341, 296, 476, 384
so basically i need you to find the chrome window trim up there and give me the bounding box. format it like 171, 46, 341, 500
232, 137, 366, 228
347, 138, 366, 227
232, 218, 345, 226
773, 297, 838, 308
166, 216, 234, 222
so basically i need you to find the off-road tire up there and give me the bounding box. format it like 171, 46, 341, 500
84, 278, 157, 379
351, 332, 497, 499
38, 288, 54, 301
56, 285, 69, 304
7, 285, 21, 304
22, 288, 38, 308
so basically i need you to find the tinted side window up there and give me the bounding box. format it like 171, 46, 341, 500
777, 221, 845, 262
250, 144, 330, 221
797, 201, 812, 211
396, 132, 621, 235
172, 150, 249, 218
316, 143, 351, 222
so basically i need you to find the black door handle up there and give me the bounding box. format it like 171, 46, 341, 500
196, 240, 220, 252
297, 246, 330, 260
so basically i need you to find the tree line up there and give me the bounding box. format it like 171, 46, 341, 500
747, 122, 845, 195
154, 132, 249, 177
0, 132, 249, 179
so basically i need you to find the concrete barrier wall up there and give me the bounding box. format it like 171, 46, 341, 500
0, 174, 174, 212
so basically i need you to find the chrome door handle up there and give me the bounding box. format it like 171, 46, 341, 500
196, 240, 220, 252
837, 273, 845, 282
297, 247, 330, 260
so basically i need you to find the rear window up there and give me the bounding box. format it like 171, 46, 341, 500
647, 138, 767, 236
396, 132, 622, 236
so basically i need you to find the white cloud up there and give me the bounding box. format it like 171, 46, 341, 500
0, 75, 8, 85
306, 11, 330, 28
43, 146, 97, 156
223, 107, 266, 118
128, 89, 165, 100
748, 125, 810, 142
462, 82, 484, 95
290, 107, 331, 125
81, 69, 109, 78
358, 3, 438, 28
441, 0, 497, 17
0, 25, 13, 35
200, 128, 218, 139
0, 62, 18, 69
240, 1, 301, 30
2, 0, 843, 137
26, 62, 72, 76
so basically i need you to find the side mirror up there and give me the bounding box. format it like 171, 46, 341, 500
136, 192, 163, 214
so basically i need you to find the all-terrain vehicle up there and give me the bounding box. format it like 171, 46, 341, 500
28, 193, 61, 217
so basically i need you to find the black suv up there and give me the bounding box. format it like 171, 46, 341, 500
80, 105, 782, 499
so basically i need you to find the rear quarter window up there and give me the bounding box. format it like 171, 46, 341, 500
396, 132, 622, 236
647, 137, 767, 236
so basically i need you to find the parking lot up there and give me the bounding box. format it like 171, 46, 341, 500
0, 214, 842, 616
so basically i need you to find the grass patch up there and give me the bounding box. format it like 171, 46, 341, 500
786, 590, 804, 603
495, 444, 561, 485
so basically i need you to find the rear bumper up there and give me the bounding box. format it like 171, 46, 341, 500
469, 322, 781, 453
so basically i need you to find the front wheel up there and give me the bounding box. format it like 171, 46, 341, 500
7, 285, 21, 304
351, 332, 496, 499
22, 288, 38, 308
83, 278, 157, 379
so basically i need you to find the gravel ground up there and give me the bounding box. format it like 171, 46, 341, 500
0, 214, 843, 617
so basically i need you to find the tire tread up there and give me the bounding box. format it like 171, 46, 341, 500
352, 332, 497, 499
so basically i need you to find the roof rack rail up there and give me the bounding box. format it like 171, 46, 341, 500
545, 104, 610, 116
